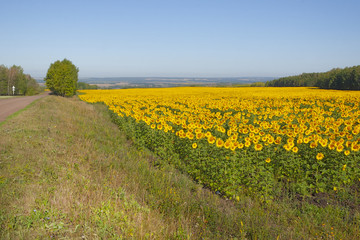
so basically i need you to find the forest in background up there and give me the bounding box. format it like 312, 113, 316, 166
0, 65, 41, 95
266, 65, 360, 90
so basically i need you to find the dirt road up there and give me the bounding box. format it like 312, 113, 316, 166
0, 92, 49, 122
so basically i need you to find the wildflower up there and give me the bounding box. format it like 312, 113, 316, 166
342, 164, 347, 171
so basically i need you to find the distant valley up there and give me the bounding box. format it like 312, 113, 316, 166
37, 77, 275, 88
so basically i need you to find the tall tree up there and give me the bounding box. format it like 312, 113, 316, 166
45, 59, 79, 97
7, 66, 18, 95
0, 65, 7, 95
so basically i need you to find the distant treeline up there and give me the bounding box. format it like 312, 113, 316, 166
265, 65, 360, 90
0, 65, 41, 95
77, 82, 98, 90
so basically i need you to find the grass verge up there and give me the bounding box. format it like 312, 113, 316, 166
0, 95, 359, 239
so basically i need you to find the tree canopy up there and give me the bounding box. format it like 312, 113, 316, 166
0, 65, 41, 95
45, 59, 79, 97
265, 65, 360, 90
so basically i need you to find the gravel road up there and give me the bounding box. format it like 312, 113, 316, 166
0, 92, 49, 122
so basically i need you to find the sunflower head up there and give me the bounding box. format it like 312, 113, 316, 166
316, 152, 324, 160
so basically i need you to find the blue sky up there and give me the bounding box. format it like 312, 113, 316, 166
1, 0, 359, 78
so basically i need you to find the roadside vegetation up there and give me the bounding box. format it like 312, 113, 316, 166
0, 65, 41, 96
1, 94, 359, 239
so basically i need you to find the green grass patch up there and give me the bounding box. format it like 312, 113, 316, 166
0, 95, 359, 239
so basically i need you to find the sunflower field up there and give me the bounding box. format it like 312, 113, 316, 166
78, 87, 360, 200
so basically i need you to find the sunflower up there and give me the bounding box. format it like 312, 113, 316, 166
216, 139, 224, 148
351, 144, 359, 152
292, 146, 299, 153
336, 145, 344, 152
328, 142, 336, 150
224, 141, 231, 149
196, 132, 204, 139
265, 158, 271, 163
316, 153, 324, 160
319, 139, 328, 147
186, 132, 194, 140
208, 136, 216, 144
192, 143, 198, 149
283, 144, 292, 151
310, 142, 317, 149
254, 143, 263, 151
